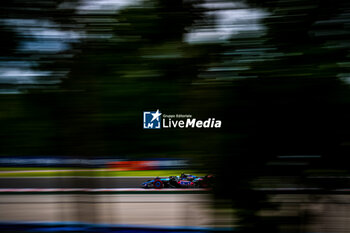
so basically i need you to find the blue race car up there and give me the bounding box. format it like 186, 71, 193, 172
142, 173, 214, 189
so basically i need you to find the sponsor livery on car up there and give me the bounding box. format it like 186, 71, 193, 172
142, 173, 214, 189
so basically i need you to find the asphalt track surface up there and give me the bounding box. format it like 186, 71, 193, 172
0, 177, 147, 188
0, 194, 217, 227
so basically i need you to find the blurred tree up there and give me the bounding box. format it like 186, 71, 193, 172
207, 0, 350, 231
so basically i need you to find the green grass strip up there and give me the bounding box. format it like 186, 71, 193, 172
0, 169, 206, 177
0, 167, 76, 171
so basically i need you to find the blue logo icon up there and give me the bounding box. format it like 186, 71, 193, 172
143, 110, 162, 129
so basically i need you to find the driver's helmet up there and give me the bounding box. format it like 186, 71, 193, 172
180, 173, 186, 179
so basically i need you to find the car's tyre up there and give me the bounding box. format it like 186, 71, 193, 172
153, 179, 164, 189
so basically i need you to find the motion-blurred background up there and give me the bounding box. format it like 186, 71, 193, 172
1, 0, 350, 232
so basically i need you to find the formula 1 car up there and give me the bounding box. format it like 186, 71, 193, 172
141, 173, 214, 189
